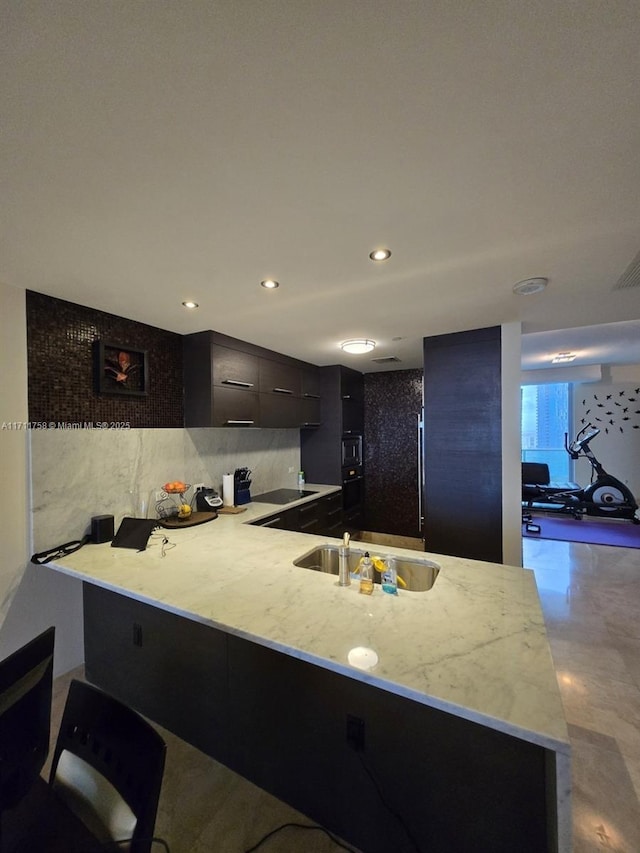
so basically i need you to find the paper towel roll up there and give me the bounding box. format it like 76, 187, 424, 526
222, 474, 235, 507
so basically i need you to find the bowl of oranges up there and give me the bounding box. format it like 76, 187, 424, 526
163, 481, 188, 494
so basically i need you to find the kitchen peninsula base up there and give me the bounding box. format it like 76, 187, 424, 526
84, 584, 561, 853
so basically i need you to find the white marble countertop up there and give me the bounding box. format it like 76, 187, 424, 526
48, 483, 569, 755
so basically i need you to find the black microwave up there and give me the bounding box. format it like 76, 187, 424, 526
341, 435, 362, 467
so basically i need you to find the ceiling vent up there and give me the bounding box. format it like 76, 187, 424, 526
613, 250, 640, 290
371, 356, 402, 364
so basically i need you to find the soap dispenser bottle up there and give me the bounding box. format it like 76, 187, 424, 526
359, 552, 374, 595
381, 557, 398, 595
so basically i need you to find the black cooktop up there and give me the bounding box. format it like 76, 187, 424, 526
252, 489, 318, 505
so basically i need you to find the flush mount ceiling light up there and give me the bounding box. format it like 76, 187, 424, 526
512, 277, 548, 296
340, 339, 376, 354
260, 279, 280, 289
369, 248, 391, 262
182, 301, 199, 309
551, 351, 577, 364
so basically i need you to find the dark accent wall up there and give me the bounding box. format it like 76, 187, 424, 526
364, 369, 423, 537
423, 326, 502, 563
26, 291, 183, 428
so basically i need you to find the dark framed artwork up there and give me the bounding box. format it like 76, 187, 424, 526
94, 341, 149, 396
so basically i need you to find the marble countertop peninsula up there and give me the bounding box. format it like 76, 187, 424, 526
48, 483, 569, 756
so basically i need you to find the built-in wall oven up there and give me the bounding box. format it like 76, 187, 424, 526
342, 464, 364, 512
341, 435, 362, 468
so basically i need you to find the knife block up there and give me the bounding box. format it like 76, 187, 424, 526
235, 482, 252, 505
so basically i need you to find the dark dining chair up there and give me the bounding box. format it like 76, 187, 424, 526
49, 679, 167, 853
0, 627, 55, 820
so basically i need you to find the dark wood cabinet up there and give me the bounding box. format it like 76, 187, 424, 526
301, 365, 364, 484
250, 491, 343, 535
183, 331, 321, 429
318, 490, 343, 535
251, 506, 300, 530
301, 366, 365, 530
423, 326, 502, 562
300, 396, 322, 428
300, 367, 322, 427
211, 344, 259, 390
259, 359, 301, 397
211, 385, 259, 427
83, 584, 230, 762
341, 368, 364, 435
259, 392, 300, 428
301, 367, 321, 399
84, 584, 554, 853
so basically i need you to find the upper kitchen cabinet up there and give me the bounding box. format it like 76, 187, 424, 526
183, 331, 321, 429
259, 359, 301, 428
300, 367, 322, 428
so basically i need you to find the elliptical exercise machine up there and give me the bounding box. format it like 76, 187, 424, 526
528, 424, 639, 523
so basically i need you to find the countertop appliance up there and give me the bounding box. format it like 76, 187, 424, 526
196, 488, 223, 511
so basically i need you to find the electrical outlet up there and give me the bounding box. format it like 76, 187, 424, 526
193, 482, 205, 492
346, 714, 365, 751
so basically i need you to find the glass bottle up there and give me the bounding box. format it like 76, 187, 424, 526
381, 557, 398, 595
359, 552, 374, 595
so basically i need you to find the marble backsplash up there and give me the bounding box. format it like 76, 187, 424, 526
29, 428, 301, 551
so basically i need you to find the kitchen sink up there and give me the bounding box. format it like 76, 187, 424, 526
293, 545, 439, 592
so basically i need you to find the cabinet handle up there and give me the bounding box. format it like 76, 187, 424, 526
342, 395, 352, 400
222, 379, 254, 388
260, 516, 283, 527
225, 419, 255, 425
300, 519, 318, 530
327, 507, 342, 518
301, 422, 321, 427
272, 387, 293, 395
303, 393, 320, 399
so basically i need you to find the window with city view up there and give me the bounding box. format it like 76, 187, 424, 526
521, 383, 571, 481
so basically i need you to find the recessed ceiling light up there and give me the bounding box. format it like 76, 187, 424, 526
260, 279, 280, 289
369, 249, 391, 262
551, 352, 577, 364
182, 301, 199, 309
512, 277, 548, 295
340, 339, 376, 354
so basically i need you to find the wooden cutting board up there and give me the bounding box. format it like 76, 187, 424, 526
159, 511, 218, 528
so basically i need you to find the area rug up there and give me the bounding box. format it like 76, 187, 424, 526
522, 514, 640, 548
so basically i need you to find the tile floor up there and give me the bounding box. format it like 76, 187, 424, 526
523, 534, 640, 853
48, 534, 640, 852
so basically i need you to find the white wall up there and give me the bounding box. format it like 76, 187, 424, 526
0, 282, 87, 674
0, 282, 29, 621
572, 366, 640, 502
502, 323, 522, 567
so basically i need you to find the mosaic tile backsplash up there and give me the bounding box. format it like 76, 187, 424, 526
364, 369, 423, 537
26, 291, 183, 428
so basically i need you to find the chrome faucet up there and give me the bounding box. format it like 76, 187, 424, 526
338, 531, 351, 586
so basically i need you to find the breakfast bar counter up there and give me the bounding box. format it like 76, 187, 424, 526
48, 484, 570, 852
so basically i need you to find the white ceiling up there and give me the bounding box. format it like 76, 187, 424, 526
2, 1, 640, 372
